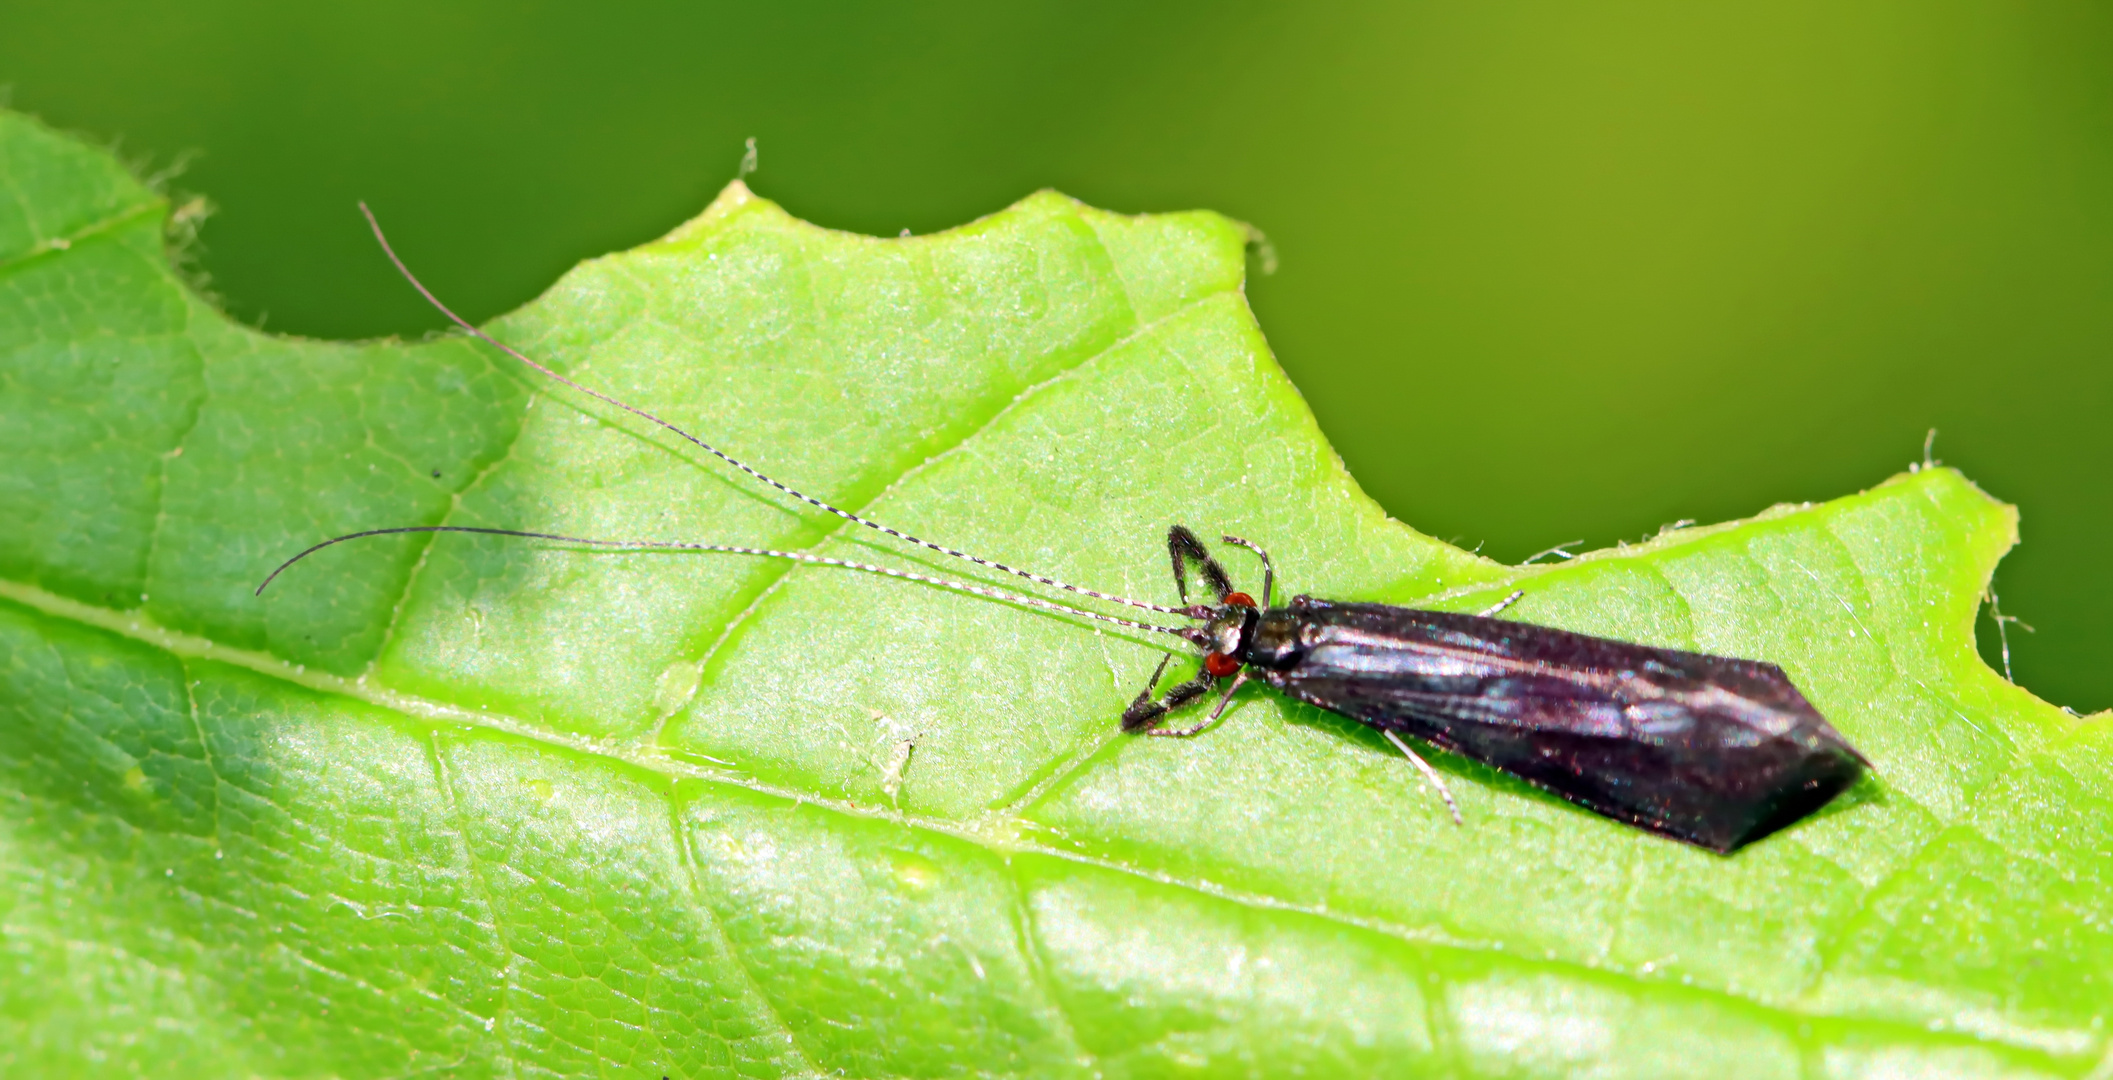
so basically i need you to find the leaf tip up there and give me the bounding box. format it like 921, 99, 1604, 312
658, 179, 763, 245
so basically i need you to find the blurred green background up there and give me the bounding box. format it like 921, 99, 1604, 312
4, 1, 2107, 710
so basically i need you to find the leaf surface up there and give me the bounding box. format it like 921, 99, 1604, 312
2, 111, 2107, 1078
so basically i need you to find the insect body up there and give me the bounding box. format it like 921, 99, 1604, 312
264, 205, 1868, 855
1126, 527, 1868, 853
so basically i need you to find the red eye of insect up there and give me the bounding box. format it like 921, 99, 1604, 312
1204, 652, 1242, 677
1223, 592, 1256, 609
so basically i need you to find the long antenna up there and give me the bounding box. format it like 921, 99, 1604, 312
256, 525, 1203, 642
357, 203, 1187, 619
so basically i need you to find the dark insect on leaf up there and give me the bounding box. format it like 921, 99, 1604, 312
268, 211, 1868, 856
1124, 526, 1869, 853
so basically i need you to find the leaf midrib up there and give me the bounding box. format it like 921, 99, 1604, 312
3, 569, 2075, 1070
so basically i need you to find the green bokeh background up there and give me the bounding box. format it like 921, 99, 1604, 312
5, 1, 2106, 711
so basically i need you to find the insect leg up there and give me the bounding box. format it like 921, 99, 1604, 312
1121, 657, 1218, 733
1166, 525, 1235, 604
1148, 670, 1250, 738
1381, 730, 1464, 826
1120, 654, 1175, 728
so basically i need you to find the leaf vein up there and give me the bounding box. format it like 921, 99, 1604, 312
426, 728, 522, 1080
643, 264, 1241, 755
661, 794, 824, 1078
0, 194, 164, 277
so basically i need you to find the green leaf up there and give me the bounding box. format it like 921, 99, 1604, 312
2, 108, 2106, 1078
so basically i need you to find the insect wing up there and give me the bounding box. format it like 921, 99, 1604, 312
1262, 600, 1867, 852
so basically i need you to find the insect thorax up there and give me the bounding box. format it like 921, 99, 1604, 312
1237, 606, 1304, 671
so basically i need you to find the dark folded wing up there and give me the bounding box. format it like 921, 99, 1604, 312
1263, 600, 1866, 852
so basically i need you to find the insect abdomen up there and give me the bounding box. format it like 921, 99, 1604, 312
1261, 598, 1867, 852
